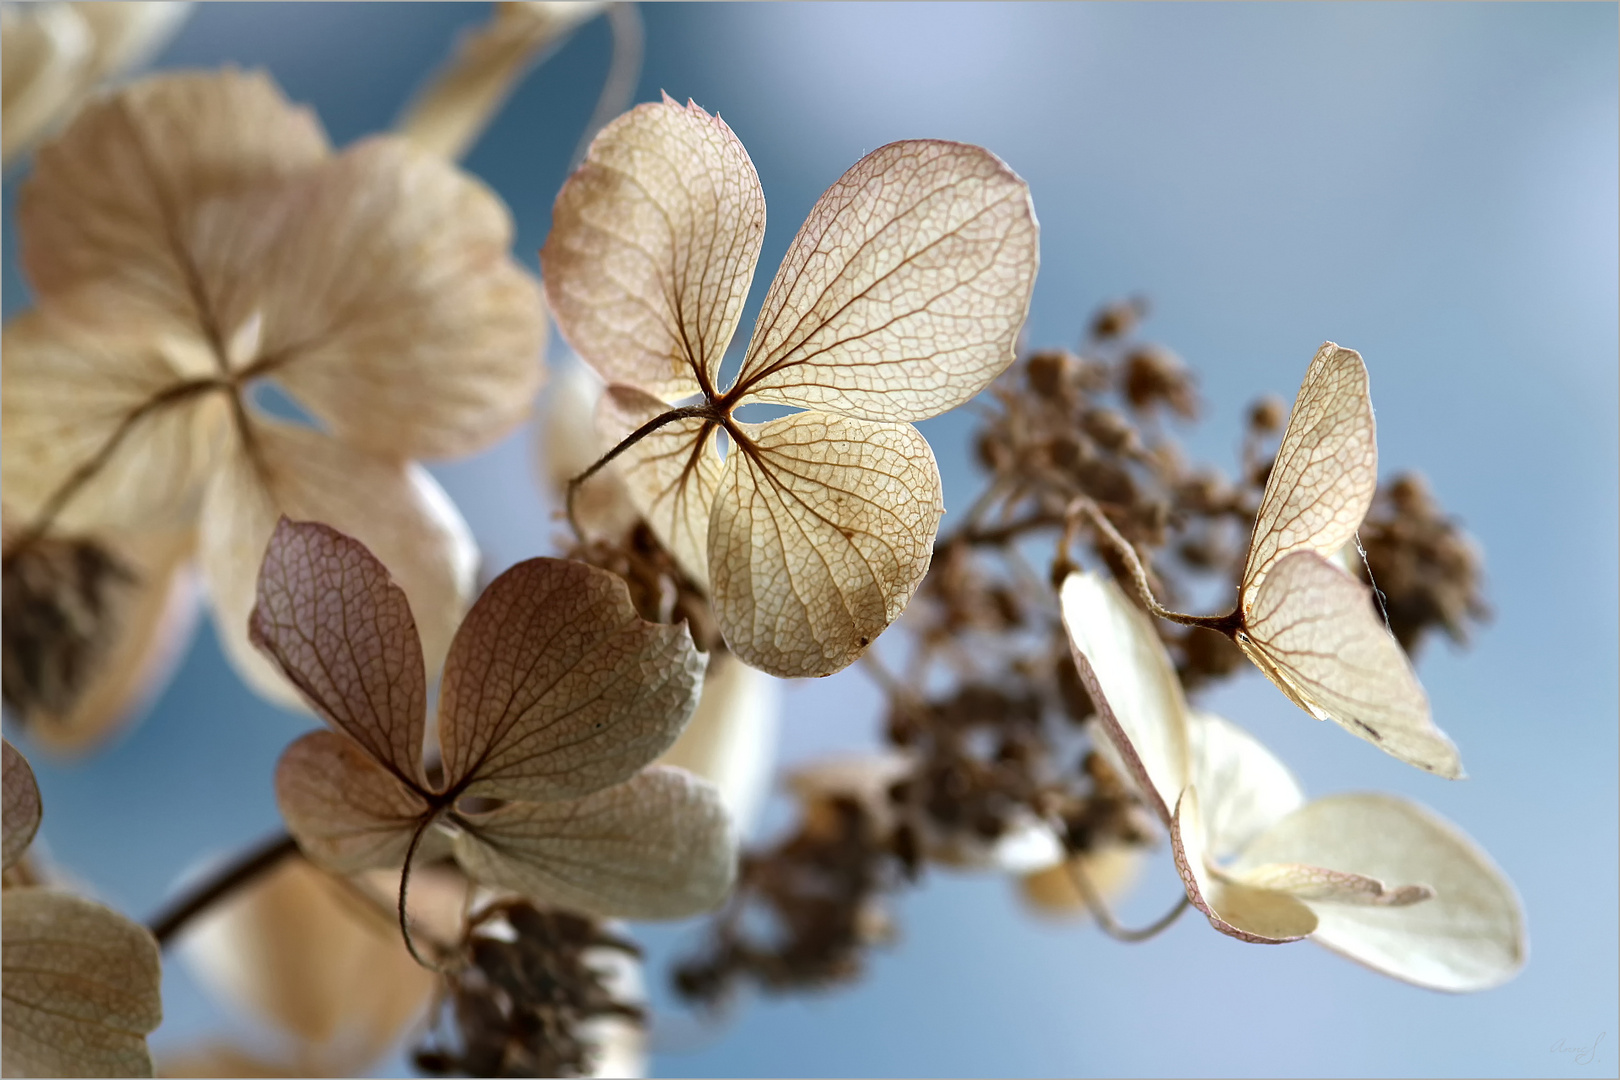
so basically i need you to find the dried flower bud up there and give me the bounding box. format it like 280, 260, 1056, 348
1025, 348, 1079, 399
1247, 393, 1287, 434
1122, 345, 1197, 419
1089, 297, 1147, 342
1082, 407, 1138, 453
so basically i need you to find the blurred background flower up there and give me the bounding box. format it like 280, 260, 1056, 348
2, 3, 1613, 1076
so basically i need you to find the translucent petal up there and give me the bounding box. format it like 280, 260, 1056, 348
20, 69, 328, 322
274, 731, 428, 875
202, 138, 545, 459
1, 310, 227, 532
452, 766, 737, 920
733, 139, 1037, 423
1058, 571, 1189, 826
397, 1, 604, 161
1228, 793, 1526, 991
1, 889, 162, 1078
199, 416, 477, 710
541, 97, 764, 401
1239, 550, 1462, 777
1185, 710, 1304, 861
249, 519, 428, 789
537, 358, 639, 543
3, 738, 41, 871
710, 412, 942, 678
1241, 343, 1376, 606
437, 558, 704, 801
596, 384, 724, 589
178, 858, 441, 1071
1171, 785, 1316, 944
657, 650, 780, 837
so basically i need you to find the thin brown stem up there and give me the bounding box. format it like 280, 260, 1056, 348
1065, 497, 1224, 629
399, 816, 452, 973
1063, 856, 1190, 943
565, 403, 716, 540
148, 832, 300, 948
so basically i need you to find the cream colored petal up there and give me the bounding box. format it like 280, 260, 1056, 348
20, 69, 328, 321
1018, 845, 1146, 920
1239, 550, 1462, 777
212, 138, 545, 459
538, 358, 639, 542
3, 739, 42, 871
1, 310, 227, 532
1170, 785, 1316, 944
1241, 343, 1376, 605
453, 766, 737, 920
1058, 571, 1189, 826
1, 3, 92, 166
397, 0, 604, 161
932, 812, 1065, 874
199, 416, 477, 710
179, 858, 439, 1071
541, 96, 764, 400
711, 412, 942, 678
733, 140, 1037, 423
1, 889, 162, 1078
657, 651, 779, 837
437, 558, 705, 801
248, 519, 429, 788
155, 1045, 294, 1078
71, 2, 192, 85
3, 526, 200, 755
597, 384, 723, 588
1231, 862, 1433, 907
1228, 793, 1526, 991
274, 731, 428, 875
1185, 711, 1304, 861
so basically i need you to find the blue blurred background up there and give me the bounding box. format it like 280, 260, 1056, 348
4, 3, 1616, 1076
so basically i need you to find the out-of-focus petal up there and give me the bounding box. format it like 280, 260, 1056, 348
198, 415, 477, 709
1059, 571, 1189, 826
537, 357, 639, 542
453, 766, 736, 920
1171, 785, 1315, 944
658, 650, 779, 837
1227, 793, 1526, 991
1, 888, 163, 1078
1, 3, 92, 165
1017, 845, 1146, 920
1185, 710, 1304, 862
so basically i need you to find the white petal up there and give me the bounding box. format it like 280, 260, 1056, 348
1185, 711, 1304, 861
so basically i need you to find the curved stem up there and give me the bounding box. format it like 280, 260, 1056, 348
1064, 856, 1190, 943
1064, 497, 1224, 630
148, 832, 300, 948
565, 403, 714, 540
398, 816, 451, 973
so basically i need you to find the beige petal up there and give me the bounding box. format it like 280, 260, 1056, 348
452, 766, 736, 919
20, 69, 328, 322
437, 558, 705, 801
199, 416, 477, 709
537, 358, 639, 542
1, 310, 228, 532
397, 0, 604, 161
249, 519, 428, 788
157, 1045, 297, 1078
732, 140, 1036, 423
1228, 793, 1526, 991
1241, 343, 1376, 606
1238, 550, 1463, 777
1185, 710, 1304, 861
541, 97, 765, 401
179, 858, 438, 1071
208, 138, 545, 459
3, 739, 42, 871
1058, 572, 1189, 826
711, 412, 942, 678
3, 526, 200, 755
1170, 785, 1316, 944
70, 2, 192, 86
1232, 861, 1433, 907
1, 3, 92, 165
1, 889, 162, 1078
274, 731, 428, 874
657, 650, 780, 836
596, 384, 723, 588
1018, 845, 1146, 920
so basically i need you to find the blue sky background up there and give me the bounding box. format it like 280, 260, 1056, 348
4, 3, 1616, 1076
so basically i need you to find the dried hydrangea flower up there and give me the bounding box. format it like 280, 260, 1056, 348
1060, 571, 1524, 990
1087, 343, 1462, 776
542, 96, 1039, 678
2, 738, 164, 1076
2, 69, 545, 709
254, 519, 735, 924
